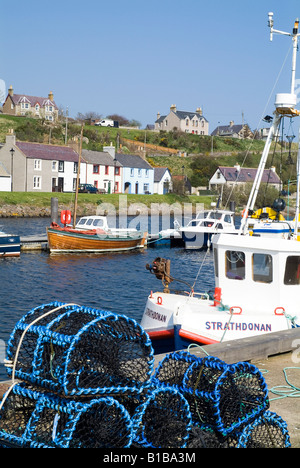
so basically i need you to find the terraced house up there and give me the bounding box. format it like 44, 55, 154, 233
0, 132, 78, 192
2, 86, 59, 122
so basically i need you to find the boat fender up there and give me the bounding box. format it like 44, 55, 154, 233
157, 296, 163, 305
274, 307, 285, 316
213, 287, 222, 307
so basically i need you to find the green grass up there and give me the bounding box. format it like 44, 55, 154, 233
0, 192, 215, 210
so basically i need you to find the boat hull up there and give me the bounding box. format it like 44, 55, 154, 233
0, 235, 21, 258
141, 291, 298, 354
47, 227, 147, 253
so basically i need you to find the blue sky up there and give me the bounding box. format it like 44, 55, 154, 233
2, 0, 300, 134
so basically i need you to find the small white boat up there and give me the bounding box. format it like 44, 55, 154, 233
179, 209, 236, 250
0, 231, 20, 258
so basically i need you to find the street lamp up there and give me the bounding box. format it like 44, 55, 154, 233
10, 148, 15, 192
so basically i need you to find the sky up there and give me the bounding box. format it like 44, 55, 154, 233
2, 0, 300, 135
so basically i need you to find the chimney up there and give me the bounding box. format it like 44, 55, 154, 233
6, 130, 16, 146
103, 144, 116, 159
8, 85, 13, 97
270, 166, 276, 172
234, 163, 241, 172
48, 91, 54, 102
157, 112, 161, 120
229, 120, 234, 127
196, 107, 202, 116
170, 104, 177, 113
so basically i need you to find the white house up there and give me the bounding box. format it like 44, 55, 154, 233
209, 164, 282, 190
154, 167, 172, 194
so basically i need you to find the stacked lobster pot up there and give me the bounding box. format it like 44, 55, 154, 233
0, 302, 156, 448
151, 352, 291, 448
0, 303, 292, 448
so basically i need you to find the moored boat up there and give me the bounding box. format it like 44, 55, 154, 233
0, 231, 21, 258
47, 223, 147, 254
141, 13, 300, 352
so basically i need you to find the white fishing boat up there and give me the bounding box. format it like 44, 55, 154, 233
75, 215, 138, 236
141, 13, 300, 352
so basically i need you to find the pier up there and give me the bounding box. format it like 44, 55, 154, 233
20, 234, 48, 251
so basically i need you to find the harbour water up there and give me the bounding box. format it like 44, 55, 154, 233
0, 216, 215, 380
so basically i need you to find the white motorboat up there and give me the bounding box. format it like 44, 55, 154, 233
179, 209, 236, 250
141, 13, 300, 352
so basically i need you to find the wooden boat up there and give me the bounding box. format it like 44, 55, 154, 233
47, 223, 147, 254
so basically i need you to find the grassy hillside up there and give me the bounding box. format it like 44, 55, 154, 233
0, 114, 297, 186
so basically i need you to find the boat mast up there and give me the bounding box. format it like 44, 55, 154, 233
73, 124, 84, 228
240, 13, 300, 234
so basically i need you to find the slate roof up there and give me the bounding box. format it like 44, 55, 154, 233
218, 166, 281, 184
154, 167, 170, 182
115, 153, 153, 169
82, 149, 121, 167
8, 94, 58, 109
16, 141, 79, 162
155, 109, 208, 123
211, 124, 246, 137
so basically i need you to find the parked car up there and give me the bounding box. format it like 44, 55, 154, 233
78, 184, 98, 194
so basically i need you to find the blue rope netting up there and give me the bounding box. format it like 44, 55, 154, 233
0, 304, 292, 448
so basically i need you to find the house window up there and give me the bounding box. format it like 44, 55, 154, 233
138, 169, 142, 177
58, 161, 64, 172
143, 183, 149, 193
105, 166, 109, 175
225, 251, 245, 280
145, 169, 149, 178
115, 166, 120, 175
33, 176, 41, 189
34, 159, 41, 170
186, 119, 189, 126
93, 165, 99, 174
252, 254, 273, 283
74, 163, 78, 173
94, 181, 98, 188
130, 168, 134, 177
52, 161, 58, 172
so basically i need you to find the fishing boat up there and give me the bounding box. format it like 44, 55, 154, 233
141, 13, 300, 352
0, 231, 20, 258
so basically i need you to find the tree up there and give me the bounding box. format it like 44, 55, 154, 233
189, 155, 218, 187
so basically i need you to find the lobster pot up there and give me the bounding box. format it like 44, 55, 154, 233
151, 351, 198, 389
182, 357, 269, 435
6, 302, 154, 396
0, 384, 133, 448
132, 387, 192, 448
236, 411, 291, 449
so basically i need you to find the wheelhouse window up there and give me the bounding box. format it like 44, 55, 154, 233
252, 253, 273, 283
284, 256, 300, 285
225, 250, 245, 280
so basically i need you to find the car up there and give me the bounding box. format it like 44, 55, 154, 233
78, 184, 98, 194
